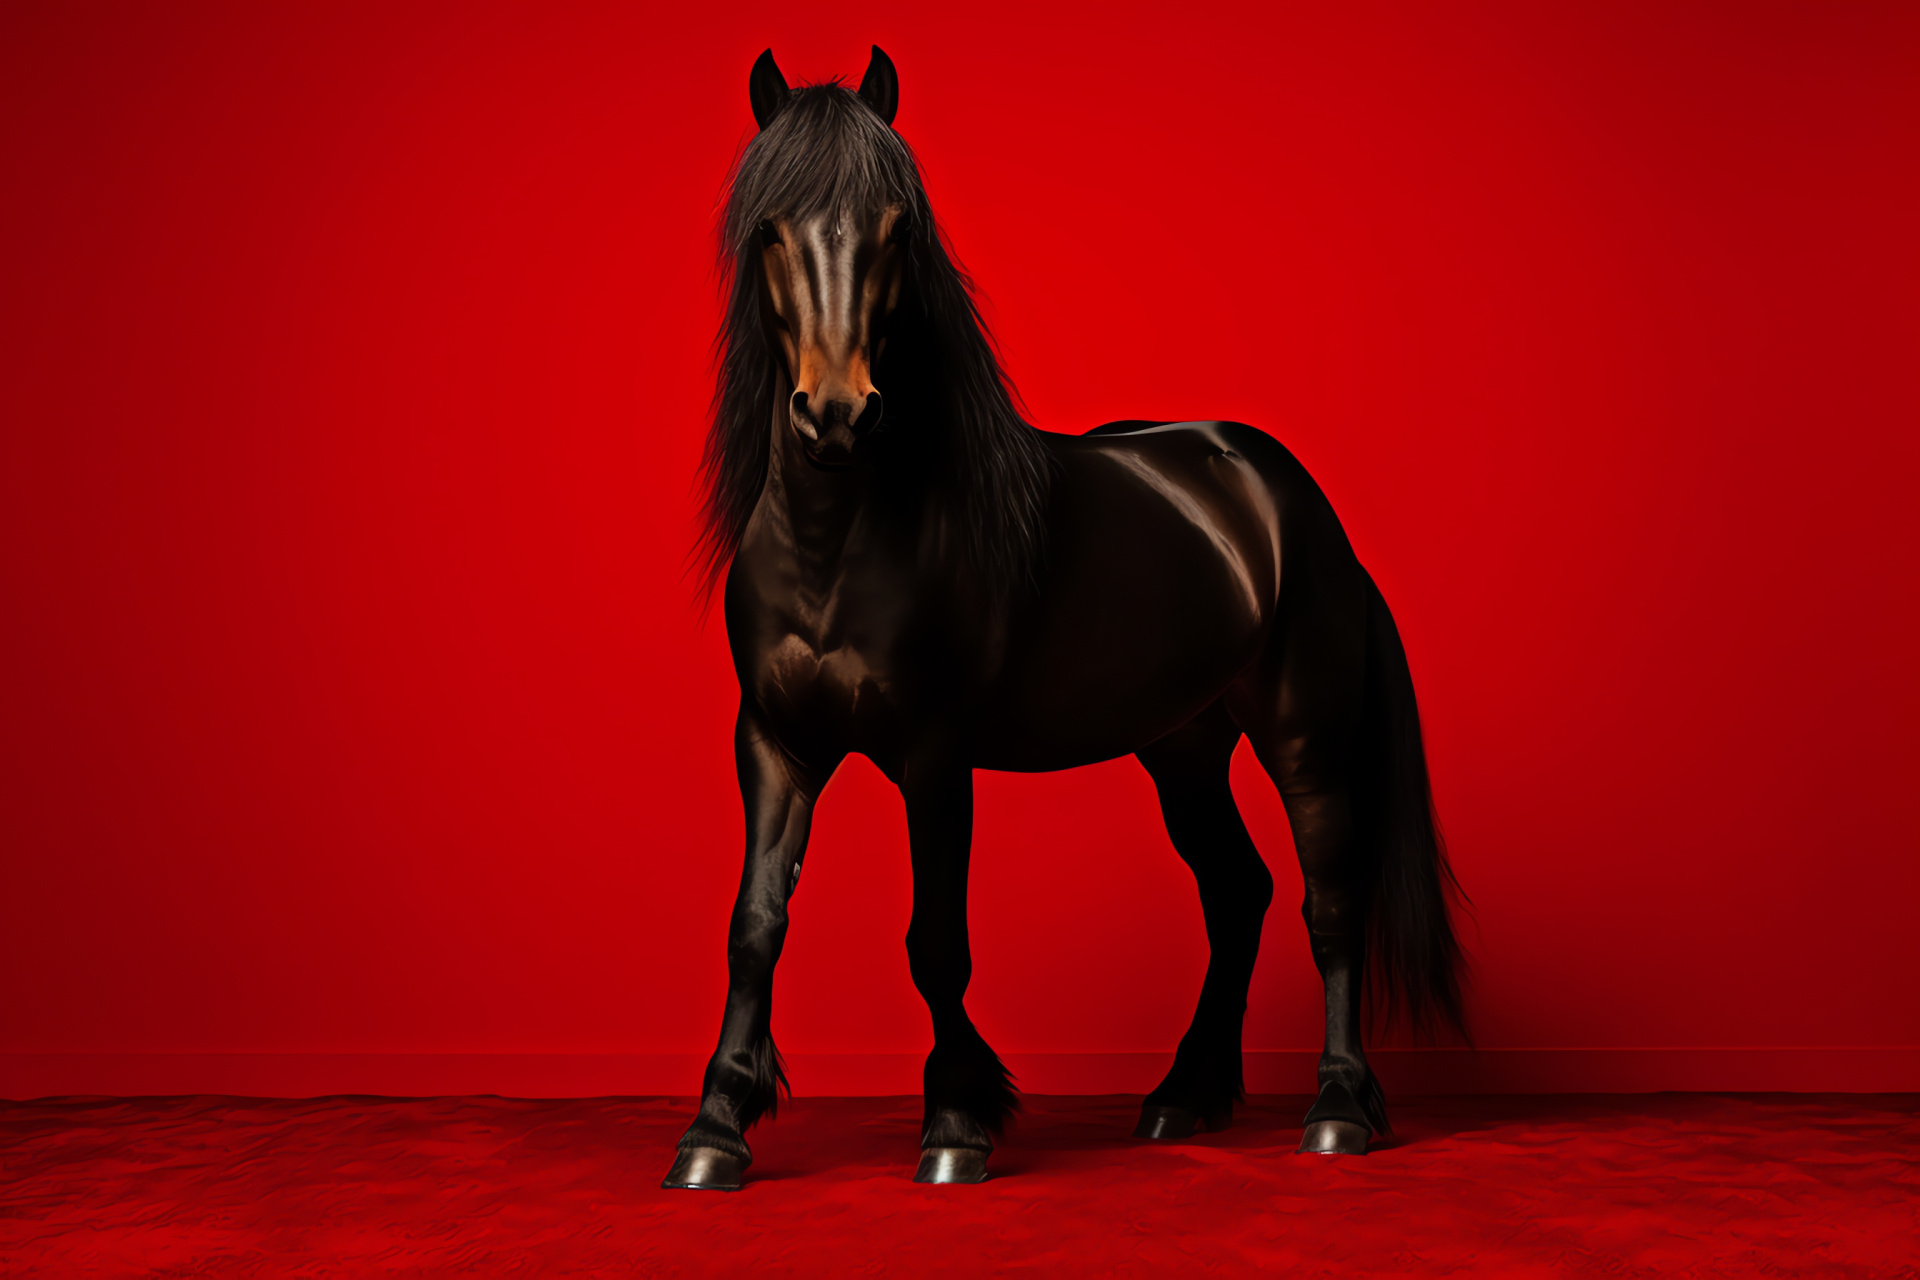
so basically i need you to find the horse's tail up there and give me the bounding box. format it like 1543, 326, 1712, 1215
1356, 576, 1470, 1040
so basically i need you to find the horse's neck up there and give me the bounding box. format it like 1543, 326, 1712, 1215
759, 413, 872, 585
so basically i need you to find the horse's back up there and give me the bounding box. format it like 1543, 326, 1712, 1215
1080, 418, 1357, 555
1067, 419, 1346, 551
1082, 419, 1171, 437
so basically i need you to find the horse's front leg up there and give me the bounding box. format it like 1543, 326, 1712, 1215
901, 747, 1017, 1184
663, 705, 837, 1190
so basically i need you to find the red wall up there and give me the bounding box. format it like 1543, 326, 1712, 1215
3, 2, 1916, 1092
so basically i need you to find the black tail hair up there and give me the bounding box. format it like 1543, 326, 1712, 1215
1357, 578, 1471, 1040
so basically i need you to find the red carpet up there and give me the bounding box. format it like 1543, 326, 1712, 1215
2, 1093, 1915, 1276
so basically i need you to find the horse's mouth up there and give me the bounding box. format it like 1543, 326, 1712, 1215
796, 420, 862, 470
801, 446, 859, 471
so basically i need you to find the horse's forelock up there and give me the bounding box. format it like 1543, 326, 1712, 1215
722, 85, 924, 260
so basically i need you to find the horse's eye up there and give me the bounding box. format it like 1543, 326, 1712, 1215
758, 221, 781, 248
888, 218, 910, 245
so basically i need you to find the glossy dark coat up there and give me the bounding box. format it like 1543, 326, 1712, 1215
665, 49, 1465, 1189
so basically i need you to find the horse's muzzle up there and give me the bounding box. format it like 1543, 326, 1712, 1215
792, 388, 882, 467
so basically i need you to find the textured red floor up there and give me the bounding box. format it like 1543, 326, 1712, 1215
2, 1093, 1916, 1276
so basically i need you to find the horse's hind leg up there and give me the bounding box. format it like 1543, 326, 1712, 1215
1236, 722, 1391, 1153
1133, 701, 1274, 1139
1234, 568, 1390, 1154
1271, 780, 1387, 1152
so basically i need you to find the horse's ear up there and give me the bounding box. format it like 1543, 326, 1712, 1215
858, 45, 898, 125
749, 49, 790, 130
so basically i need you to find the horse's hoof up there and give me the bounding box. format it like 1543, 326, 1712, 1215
914, 1147, 990, 1183
1135, 1103, 1232, 1139
1135, 1104, 1197, 1140
1297, 1120, 1370, 1155
661, 1146, 748, 1190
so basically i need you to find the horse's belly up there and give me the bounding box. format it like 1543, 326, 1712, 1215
975, 607, 1263, 770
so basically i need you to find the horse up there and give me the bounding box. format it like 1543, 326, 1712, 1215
664, 45, 1467, 1190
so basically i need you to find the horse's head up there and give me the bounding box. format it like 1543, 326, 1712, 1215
701, 45, 1050, 596
730, 48, 910, 469
757, 199, 901, 467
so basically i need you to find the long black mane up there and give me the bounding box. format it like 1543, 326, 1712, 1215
696, 82, 1053, 601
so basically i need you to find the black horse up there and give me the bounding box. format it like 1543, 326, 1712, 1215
665, 46, 1467, 1189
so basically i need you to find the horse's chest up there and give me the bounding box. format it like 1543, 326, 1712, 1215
753, 629, 900, 752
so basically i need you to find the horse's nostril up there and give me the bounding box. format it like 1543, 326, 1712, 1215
788, 390, 819, 441
853, 391, 885, 437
